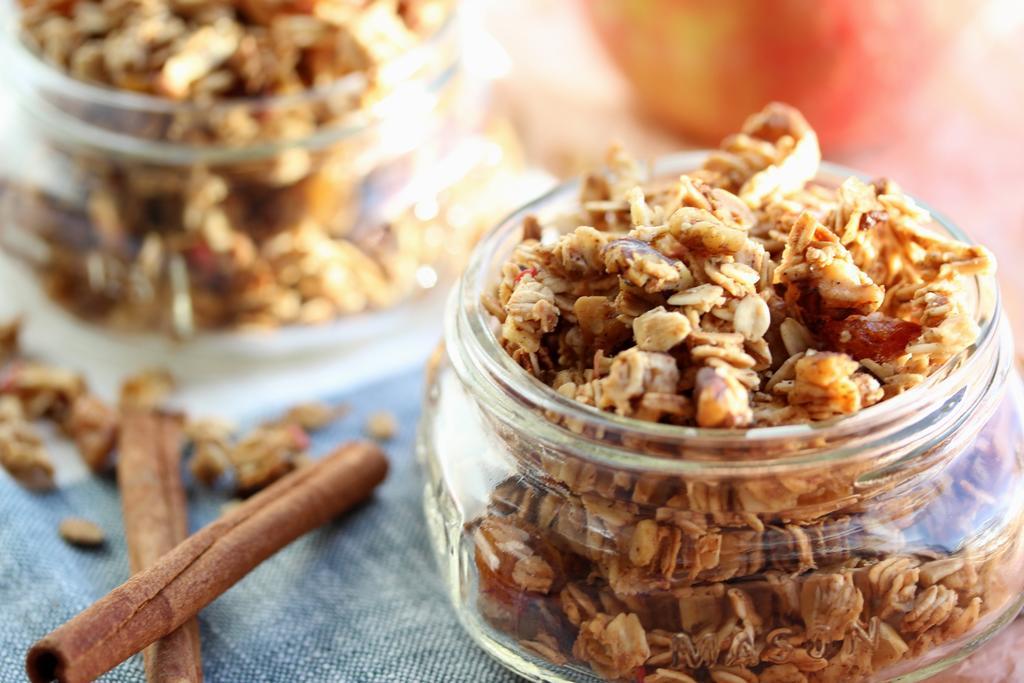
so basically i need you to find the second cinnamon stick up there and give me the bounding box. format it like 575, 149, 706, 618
26, 440, 388, 683
118, 410, 202, 683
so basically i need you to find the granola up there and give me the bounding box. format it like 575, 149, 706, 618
0, 397, 55, 491
58, 517, 106, 547
491, 105, 992, 428
186, 403, 345, 491
229, 421, 309, 494
8, 0, 518, 335
365, 410, 398, 441
280, 401, 348, 432
0, 317, 357, 495
187, 418, 234, 486
462, 105, 1014, 682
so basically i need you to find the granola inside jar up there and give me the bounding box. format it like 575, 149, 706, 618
0, 0, 519, 337
418, 110, 1024, 682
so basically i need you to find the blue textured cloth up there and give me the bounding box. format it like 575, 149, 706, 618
0, 369, 516, 683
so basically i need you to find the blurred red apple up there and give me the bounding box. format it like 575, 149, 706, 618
581, 0, 979, 152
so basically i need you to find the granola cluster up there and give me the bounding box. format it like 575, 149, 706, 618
58, 516, 106, 547
8, 0, 517, 334
0, 318, 348, 494
193, 402, 347, 494
21, 0, 449, 105
487, 104, 993, 428
467, 105, 1017, 682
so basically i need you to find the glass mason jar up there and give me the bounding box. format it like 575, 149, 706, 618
418, 153, 1024, 683
0, 4, 519, 339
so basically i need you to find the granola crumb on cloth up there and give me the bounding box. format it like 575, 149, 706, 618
58, 517, 106, 547
489, 103, 994, 428
365, 410, 398, 441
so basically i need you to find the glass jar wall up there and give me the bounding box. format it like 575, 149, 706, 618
418, 156, 1024, 683
0, 2, 519, 338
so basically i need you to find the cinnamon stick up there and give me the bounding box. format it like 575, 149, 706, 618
26, 441, 388, 683
118, 410, 202, 683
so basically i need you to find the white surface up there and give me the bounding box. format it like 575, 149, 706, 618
0, 255, 448, 418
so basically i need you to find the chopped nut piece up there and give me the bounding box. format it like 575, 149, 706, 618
666, 207, 750, 256
604, 238, 692, 293
59, 517, 105, 547
694, 367, 751, 428
185, 417, 235, 487
365, 411, 398, 441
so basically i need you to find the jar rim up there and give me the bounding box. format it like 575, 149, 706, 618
450, 151, 1006, 471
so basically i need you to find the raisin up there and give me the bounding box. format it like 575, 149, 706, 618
820, 315, 922, 363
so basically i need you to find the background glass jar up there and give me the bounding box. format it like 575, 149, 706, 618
0, 4, 520, 338
419, 154, 1024, 683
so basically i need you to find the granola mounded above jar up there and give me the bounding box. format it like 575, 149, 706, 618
487, 103, 994, 430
